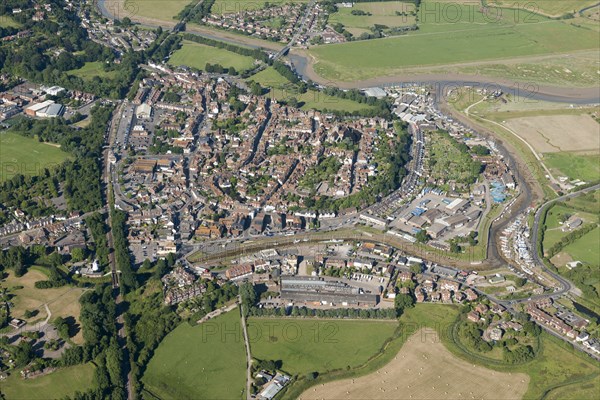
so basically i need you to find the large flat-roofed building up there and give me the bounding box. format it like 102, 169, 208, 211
280, 276, 378, 307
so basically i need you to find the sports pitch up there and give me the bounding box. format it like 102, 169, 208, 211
168, 40, 256, 72
0, 132, 70, 183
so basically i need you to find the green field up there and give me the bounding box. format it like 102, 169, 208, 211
116, 0, 190, 21
0, 132, 71, 183
68, 61, 118, 80
248, 318, 398, 375
0, 15, 22, 28
0, 363, 95, 400
561, 226, 600, 266
400, 304, 600, 400
544, 152, 600, 182
308, 1, 600, 81
142, 310, 246, 400
328, 1, 416, 36
491, 0, 598, 17
247, 67, 376, 112
542, 204, 598, 249
168, 40, 256, 72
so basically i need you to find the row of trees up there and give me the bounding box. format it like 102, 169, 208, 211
248, 305, 400, 320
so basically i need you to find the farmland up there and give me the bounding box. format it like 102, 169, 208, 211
490, 0, 598, 17
1, 269, 86, 343
248, 318, 398, 375
286, 304, 600, 399
142, 310, 246, 400
67, 61, 118, 80
0, 132, 71, 183
168, 40, 256, 72
503, 114, 600, 154
302, 329, 529, 400
0, 363, 95, 399
306, 1, 600, 82
328, 1, 417, 36
103, 0, 189, 22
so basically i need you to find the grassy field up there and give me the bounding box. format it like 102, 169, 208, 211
490, 0, 598, 17
1, 269, 86, 343
561, 226, 600, 266
142, 310, 246, 400
0, 132, 71, 183
168, 40, 256, 72
307, 1, 600, 81
104, 0, 189, 21
0, 363, 95, 400
0, 15, 22, 28
328, 1, 417, 36
211, 0, 308, 15
404, 304, 600, 400
542, 204, 598, 249
67, 61, 118, 80
304, 328, 528, 400
544, 152, 600, 182
247, 67, 376, 113
248, 318, 398, 375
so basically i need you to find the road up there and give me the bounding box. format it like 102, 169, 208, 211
530, 184, 600, 297
239, 300, 253, 400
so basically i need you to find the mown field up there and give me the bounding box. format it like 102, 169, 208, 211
248, 318, 399, 375
308, 0, 600, 81
0, 15, 22, 28
68, 61, 118, 80
0, 132, 71, 183
142, 310, 247, 400
0, 363, 95, 400
328, 1, 417, 36
247, 67, 376, 112
168, 40, 256, 72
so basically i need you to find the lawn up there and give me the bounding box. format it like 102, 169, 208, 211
307, 1, 600, 81
0, 132, 71, 183
0, 363, 95, 400
168, 40, 256, 72
1, 269, 86, 343
0, 15, 22, 28
247, 67, 376, 113
544, 152, 600, 182
67, 61, 118, 80
248, 318, 398, 375
142, 310, 247, 400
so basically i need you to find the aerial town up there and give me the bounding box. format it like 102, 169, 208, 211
0, 1, 598, 399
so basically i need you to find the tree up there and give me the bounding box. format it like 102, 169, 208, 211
71, 247, 87, 263
415, 230, 429, 243
394, 293, 414, 317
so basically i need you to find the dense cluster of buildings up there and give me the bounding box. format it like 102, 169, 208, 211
202, 3, 306, 42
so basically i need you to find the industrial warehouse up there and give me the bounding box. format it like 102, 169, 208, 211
280, 276, 379, 307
